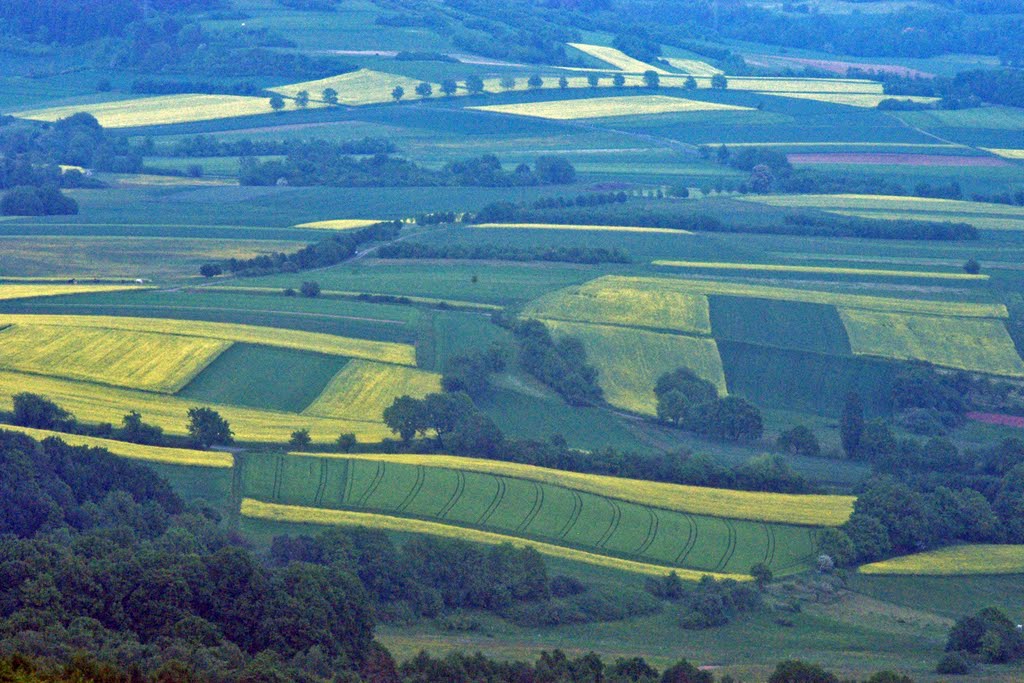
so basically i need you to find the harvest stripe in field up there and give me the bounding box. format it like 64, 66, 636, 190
652, 260, 989, 280
0, 315, 417, 365
288, 452, 854, 526
293, 219, 383, 230
859, 545, 1024, 576
240, 498, 751, 580
470, 96, 752, 120
0, 284, 148, 300
788, 152, 1007, 166
473, 223, 692, 235
0, 425, 233, 468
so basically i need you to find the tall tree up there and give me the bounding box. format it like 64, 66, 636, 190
840, 392, 864, 458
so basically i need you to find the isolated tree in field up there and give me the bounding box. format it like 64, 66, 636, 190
336, 433, 357, 452
500, 76, 516, 91
441, 78, 458, 97
661, 659, 713, 683
465, 74, 485, 94
383, 396, 425, 443
269, 94, 286, 111
187, 407, 233, 449
749, 163, 774, 193
558, 76, 569, 89
199, 263, 222, 278
587, 73, 600, 88
121, 410, 164, 445
777, 425, 820, 456
840, 392, 864, 457
422, 392, 475, 448
535, 155, 576, 184
528, 74, 543, 89
642, 70, 660, 88
289, 429, 311, 448
392, 85, 405, 102
612, 73, 626, 87
295, 90, 310, 108
300, 281, 321, 298
415, 82, 433, 98
684, 75, 697, 90
711, 74, 728, 89
750, 563, 773, 590
716, 144, 730, 163
964, 257, 981, 274
12, 393, 70, 429
322, 87, 339, 104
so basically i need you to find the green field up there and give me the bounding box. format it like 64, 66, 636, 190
709, 296, 852, 355
240, 453, 824, 576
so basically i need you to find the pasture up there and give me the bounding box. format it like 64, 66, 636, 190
859, 545, 1024, 576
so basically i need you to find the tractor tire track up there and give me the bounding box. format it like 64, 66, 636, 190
633, 508, 660, 556
596, 499, 622, 548
516, 482, 545, 533
271, 455, 284, 501
340, 459, 352, 505
715, 519, 738, 572
313, 459, 329, 506
762, 523, 777, 567
476, 476, 506, 526
438, 471, 465, 518
397, 466, 425, 512
675, 513, 699, 564
356, 461, 386, 507
558, 491, 583, 539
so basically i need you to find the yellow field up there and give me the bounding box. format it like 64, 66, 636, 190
567, 43, 670, 74
544, 320, 726, 415
756, 92, 938, 107
304, 360, 441, 421
291, 452, 855, 526
716, 77, 882, 94
524, 279, 712, 334
472, 222, 691, 235
2, 425, 233, 468
859, 545, 1024, 576
840, 309, 1024, 377
983, 148, 1024, 159
241, 498, 749, 580
471, 95, 752, 120
0, 324, 229, 393
270, 69, 431, 105
0, 315, 417, 365
0, 284, 146, 301
662, 57, 722, 76
582, 275, 1006, 319
15, 94, 302, 128
0, 369, 393, 443
293, 219, 382, 230
651, 260, 988, 280
741, 193, 1024, 218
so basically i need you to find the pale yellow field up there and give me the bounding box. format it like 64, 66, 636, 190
840, 308, 1024, 377
0, 369, 393, 443
544, 320, 726, 415
524, 279, 711, 334
471, 95, 752, 120
294, 219, 382, 230
741, 193, 1024, 218
567, 43, 670, 73
0, 284, 146, 301
2, 425, 233, 468
473, 223, 691, 235
15, 94, 304, 128
860, 545, 1024, 576
831, 209, 1024, 232
0, 324, 229, 393
241, 498, 750, 580
984, 148, 1024, 159
270, 69, 432, 105
755, 92, 938, 107
0, 315, 416, 365
651, 260, 988, 281
662, 57, 722, 76
304, 360, 441, 421
291, 452, 855, 526
583, 275, 1006, 319
712, 77, 881, 94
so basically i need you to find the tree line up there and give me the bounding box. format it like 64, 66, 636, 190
164, 135, 395, 158
376, 242, 631, 265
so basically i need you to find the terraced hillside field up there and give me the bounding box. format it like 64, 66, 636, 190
240, 453, 846, 578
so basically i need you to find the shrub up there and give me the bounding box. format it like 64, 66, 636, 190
935, 651, 971, 675
777, 425, 821, 456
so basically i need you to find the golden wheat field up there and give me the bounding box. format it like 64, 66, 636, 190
0, 369, 393, 443
293, 219, 383, 230
586, 275, 1007, 319
471, 95, 752, 120
984, 148, 1024, 160
840, 309, 1024, 377
291, 452, 856, 526
472, 223, 691, 234
567, 43, 670, 73
240, 498, 750, 580
651, 260, 988, 280
270, 69, 430, 105
0, 315, 417, 365
0, 284, 147, 301
756, 92, 938, 107
2, 425, 233, 468
544, 319, 727, 415
15, 94, 297, 128
524, 280, 712, 334
662, 57, 722, 76
0, 324, 229, 393
859, 545, 1024, 576
715, 77, 882, 94
304, 360, 442, 421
